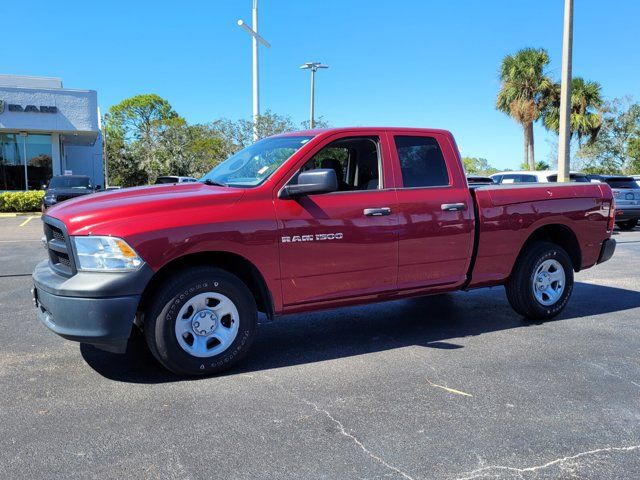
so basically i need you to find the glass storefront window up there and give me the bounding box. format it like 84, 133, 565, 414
0, 133, 52, 190
26, 134, 52, 190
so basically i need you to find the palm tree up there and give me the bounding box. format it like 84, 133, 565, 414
497, 48, 554, 170
542, 77, 602, 146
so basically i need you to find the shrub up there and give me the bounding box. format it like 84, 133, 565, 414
0, 191, 45, 212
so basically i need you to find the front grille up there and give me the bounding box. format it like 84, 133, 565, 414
43, 217, 76, 277
51, 227, 65, 242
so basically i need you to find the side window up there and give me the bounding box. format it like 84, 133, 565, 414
297, 137, 381, 191
394, 136, 449, 188
520, 175, 538, 183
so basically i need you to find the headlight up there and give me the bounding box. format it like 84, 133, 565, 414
44, 195, 56, 203
72, 236, 143, 272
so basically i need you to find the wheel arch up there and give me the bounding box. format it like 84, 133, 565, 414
138, 251, 275, 322
516, 224, 582, 273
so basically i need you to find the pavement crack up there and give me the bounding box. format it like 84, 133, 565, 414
263, 375, 416, 480
590, 362, 640, 390
454, 445, 640, 479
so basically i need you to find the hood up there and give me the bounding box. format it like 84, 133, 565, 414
47, 182, 245, 236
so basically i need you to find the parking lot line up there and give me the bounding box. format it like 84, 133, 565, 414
19, 217, 34, 227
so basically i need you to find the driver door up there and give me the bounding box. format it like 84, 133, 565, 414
275, 132, 399, 308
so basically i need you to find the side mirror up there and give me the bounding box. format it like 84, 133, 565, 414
94, 185, 102, 191
279, 169, 338, 199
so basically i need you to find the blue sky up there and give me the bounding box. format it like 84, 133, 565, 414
4, 0, 639, 170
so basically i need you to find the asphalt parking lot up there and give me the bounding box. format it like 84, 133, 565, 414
1, 216, 639, 479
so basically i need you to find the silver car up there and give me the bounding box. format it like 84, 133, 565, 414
594, 176, 640, 231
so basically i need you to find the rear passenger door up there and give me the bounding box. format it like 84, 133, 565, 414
389, 132, 475, 290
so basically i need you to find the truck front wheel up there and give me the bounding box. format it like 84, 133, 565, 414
505, 242, 574, 320
144, 267, 258, 376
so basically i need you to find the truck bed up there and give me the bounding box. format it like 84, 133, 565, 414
467, 182, 612, 288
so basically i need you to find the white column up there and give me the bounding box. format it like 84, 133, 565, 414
557, 0, 573, 182
51, 133, 62, 176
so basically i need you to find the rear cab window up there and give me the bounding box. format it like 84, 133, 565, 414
393, 136, 450, 188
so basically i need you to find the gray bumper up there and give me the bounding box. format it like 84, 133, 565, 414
616, 208, 640, 221
32, 260, 154, 353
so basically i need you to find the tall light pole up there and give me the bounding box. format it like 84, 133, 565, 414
237, 0, 270, 141
300, 62, 329, 129
557, 0, 573, 182
102, 112, 109, 188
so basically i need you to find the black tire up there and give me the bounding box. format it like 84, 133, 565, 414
505, 241, 574, 320
144, 267, 258, 376
616, 219, 638, 231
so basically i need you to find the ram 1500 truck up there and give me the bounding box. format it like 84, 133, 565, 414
32, 128, 617, 375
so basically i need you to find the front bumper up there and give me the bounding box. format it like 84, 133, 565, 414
615, 208, 640, 222
597, 238, 616, 265
33, 259, 154, 353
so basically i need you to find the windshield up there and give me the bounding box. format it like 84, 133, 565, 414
49, 176, 91, 189
200, 136, 313, 187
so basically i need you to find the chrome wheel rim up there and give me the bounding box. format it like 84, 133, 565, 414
174, 292, 239, 358
532, 259, 565, 306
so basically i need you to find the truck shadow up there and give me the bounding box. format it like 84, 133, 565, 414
80, 281, 640, 384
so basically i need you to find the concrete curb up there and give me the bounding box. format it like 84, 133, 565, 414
0, 212, 42, 218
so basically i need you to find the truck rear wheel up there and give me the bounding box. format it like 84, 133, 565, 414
505, 242, 574, 320
144, 267, 258, 376
616, 219, 638, 231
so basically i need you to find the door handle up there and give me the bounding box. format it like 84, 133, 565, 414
364, 207, 391, 217
441, 203, 466, 212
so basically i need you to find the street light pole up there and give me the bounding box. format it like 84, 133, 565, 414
300, 62, 329, 129
102, 113, 109, 189
238, 0, 271, 141
557, 0, 573, 182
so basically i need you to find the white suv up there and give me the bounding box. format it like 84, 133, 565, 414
490, 170, 590, 184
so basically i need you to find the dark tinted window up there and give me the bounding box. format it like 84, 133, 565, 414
605, 178, 638, 189
394, 136, 449, 188
155, 177, 178, 184
546, 174, 590, 183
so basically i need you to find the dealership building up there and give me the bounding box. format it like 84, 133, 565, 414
0, 74, 103, 191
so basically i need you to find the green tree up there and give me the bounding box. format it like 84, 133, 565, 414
542, 77, 603, 146
497, 48, 554, 170
461, 157, 498, 175
576, 98, 640, 174
519, 160, 550, 171
106, 94, 181, 185
211, 110, 297, 157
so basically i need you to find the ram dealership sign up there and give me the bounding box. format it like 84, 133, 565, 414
0, 100, 57, 114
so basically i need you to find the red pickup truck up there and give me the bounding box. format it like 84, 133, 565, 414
33, 128, 616, 375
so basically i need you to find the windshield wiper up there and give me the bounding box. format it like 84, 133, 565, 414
202, 179, 227, 187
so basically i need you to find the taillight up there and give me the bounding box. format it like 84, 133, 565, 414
607, 199, 616, 232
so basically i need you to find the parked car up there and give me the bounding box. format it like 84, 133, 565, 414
154, 176, 198, 184
588, 175, 640, 230
42, 175, 99, 211
491, 170, 590, 184
33, 127, 616, 376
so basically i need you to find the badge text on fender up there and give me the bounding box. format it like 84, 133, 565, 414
281, 233, 343, 243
